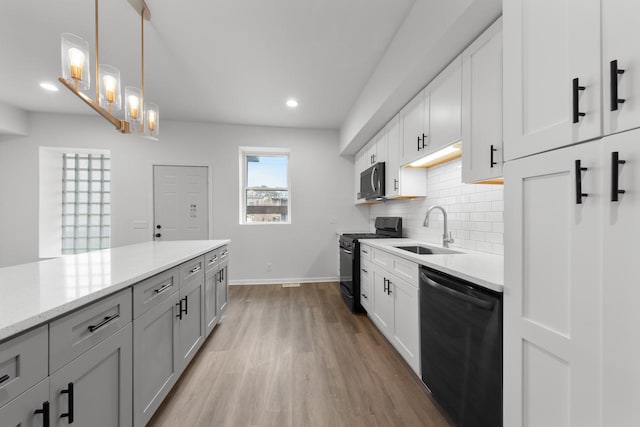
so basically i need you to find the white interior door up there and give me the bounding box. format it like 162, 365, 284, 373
153, 165, 208, 241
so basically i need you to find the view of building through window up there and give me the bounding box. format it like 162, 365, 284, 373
242, 151, 289, 223
61, 153, 111, 254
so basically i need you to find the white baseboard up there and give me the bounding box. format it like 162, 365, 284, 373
229, 276, 339, 286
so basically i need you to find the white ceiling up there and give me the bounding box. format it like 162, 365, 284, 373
0, 0, 415, 130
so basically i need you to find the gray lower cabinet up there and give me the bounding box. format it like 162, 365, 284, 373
178, 275, 205, 370
216, 260, 229, 316
204, 266, 218, 337
0, 378, 50, 427
50, 323, 132, 427
133, 291, 180, 427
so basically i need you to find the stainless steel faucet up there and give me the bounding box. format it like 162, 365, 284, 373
423, 205, 455, 248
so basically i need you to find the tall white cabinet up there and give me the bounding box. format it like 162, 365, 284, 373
504, 142, 602, 427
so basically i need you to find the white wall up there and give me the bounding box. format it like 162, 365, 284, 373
370, 158, 503, 255
0, 113, 369, 282
339, 0, 501, 155
0, 101, 28, 136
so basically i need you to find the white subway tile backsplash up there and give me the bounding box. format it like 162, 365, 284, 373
370, 158, 504, 255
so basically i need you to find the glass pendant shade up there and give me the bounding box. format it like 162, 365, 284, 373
98, 65, 121, 112
124, 86, 142, 129
61, 33, 90, 91
144, 102, 160, 138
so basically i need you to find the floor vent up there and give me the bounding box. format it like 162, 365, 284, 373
282, 283, 301, 288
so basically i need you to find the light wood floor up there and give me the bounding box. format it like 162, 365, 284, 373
149, 283, 452, 427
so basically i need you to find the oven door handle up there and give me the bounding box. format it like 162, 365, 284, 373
340, 247, 353, 255
420, 272, 494, 310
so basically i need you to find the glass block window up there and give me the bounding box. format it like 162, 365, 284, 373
61, 153, 111, 254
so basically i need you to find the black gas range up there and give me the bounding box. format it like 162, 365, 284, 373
338, 217, 402, 312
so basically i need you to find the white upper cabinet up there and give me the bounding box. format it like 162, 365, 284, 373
462, 18, 503, 183
386, 114, 427, 199
428, 56, 462, 153
503, 0, 601, 161
401, 89, 429, 165
602, 0, 640, 136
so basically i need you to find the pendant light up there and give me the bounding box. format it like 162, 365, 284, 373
58, 0, 158, 138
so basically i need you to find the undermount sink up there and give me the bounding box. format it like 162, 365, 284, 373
394, 245, 462, 255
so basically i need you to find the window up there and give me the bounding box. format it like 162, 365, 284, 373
61, 153, 111, 254
240, 147, 290, 224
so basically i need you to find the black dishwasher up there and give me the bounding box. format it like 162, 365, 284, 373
420, 267, 502, 427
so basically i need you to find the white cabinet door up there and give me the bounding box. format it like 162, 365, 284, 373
371, 270, 393, 337
133, 292, 180, 427
391, 277, 420, 375
371, 128, 387, 165
401, 89, 429, 165
178, 276, 205, 370
51, 324, 133, 427
462, 18, 503, 183
504, 141, 602, 427
386, 114, 401, 197
602, 128, 640, 426
360, 259, 373, 313
0, 379, 49, 427
428, 56, 462, 152
503, 0, 601, 161
602, 0, 640, 136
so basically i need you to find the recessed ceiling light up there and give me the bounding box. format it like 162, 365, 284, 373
286, 99, 298, 108
40, 82, 59, 92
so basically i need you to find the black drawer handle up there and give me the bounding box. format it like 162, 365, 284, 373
208, 256, 218, 265
176, 300, 183, 320
362, 268, 368, 273
417, 136, 422, 152
0, 374, 9, 384
387, 280, 392, 295
34, 401, 50, 427
362, 294, 368, 299
421, 133, 428, 149
490, 145, 498, 168
220, 250, 228, 258
154, 282, 173, 295
87, 313, 120, 333
573, 78, 586, 123
575, 160, 588, 204
189, 265, 201, 274
60, 382, 74, 423
611, 151, 626, 202
610, 60, 626, 111
221, 268, 225, 282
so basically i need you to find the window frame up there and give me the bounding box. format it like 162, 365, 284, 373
239, 146, 291, 225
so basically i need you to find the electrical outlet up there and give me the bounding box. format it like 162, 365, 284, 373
266, 262, 272, 272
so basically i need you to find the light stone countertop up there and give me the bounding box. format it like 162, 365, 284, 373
359, 238, 503, 293
0, 240, 230, 342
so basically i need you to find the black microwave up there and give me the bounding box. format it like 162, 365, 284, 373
360, 162, 385, 200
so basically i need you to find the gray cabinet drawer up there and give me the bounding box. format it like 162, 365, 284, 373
0, 325, 48, 409
50, 288, 132, 372
218, 246, 229, 263
204, 250, 219, 274
132, 268, 179, 318
0, 377, 49, 425
179, 256, 204, 285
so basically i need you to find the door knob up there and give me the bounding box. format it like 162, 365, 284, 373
155, 233, 161, 238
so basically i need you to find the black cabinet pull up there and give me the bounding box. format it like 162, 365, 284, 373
34, 401, 50, 427
176, 300, 183, 320
221, 268, 225, 282
421, 133, 428, 149
575, 160, 589, 204
383, 278, 388, 293
362, 294, 368, 299
154, 282, 173, 295
417, 136, 422, 152
387, 280, 393, 295
611, 151, 626, 202
362, 268, 368, 273
155, 233, 161, 238
87, 313, 120, 333
182, 296, 188, 315
156, 224, 162, 229
393, 178, 398, 191
610, 60, 626, 111
490, 145, 498, 168
0, 374, 9, 384
573, 78, 586, 123
60, 382, 74, 423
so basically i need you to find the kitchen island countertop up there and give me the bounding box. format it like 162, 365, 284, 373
0, 240, 229, 342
